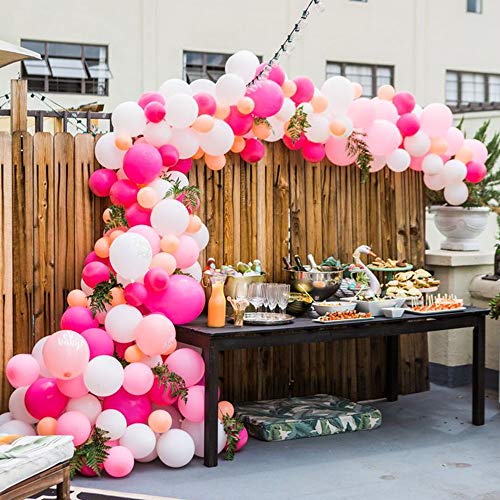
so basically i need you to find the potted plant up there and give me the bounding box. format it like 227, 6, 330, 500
426, 120, 500, 251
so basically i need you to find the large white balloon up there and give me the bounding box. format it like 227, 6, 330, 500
165, 95, 198, 129
83, 356, 124, 398
321, 76, 354, 115
181, 419, 227, 458
105, 304, 143, 343
181, 261, 202, 282
423, 173, 446, 191
387, 149, 411, 172
189, 79, 216, 96
112, 101, 146, 137
120, 423, 157, 459
305, 115, 330, 143
169, 128, 200, 159
157, 429, 195, 468
275, 98, 296, 122
151, 199, 190, 236
198, 119, 234, 156
216, 74, 246, 105
421, 154, 444, 176
442, 159, 467, 184
444, 182, 469, 205
143, 122, 172, 148
159, 78, 192, 98
0, 412, 12, 426
96, 409, 127, 440
95, 133, 126, 170
66, 394, 102, 424
0, 419, 35, 436
188, 223, 209, 250
166, 171, 189, 189
264, 117, 285, 143
31, 337, 51, 377
136, 448, 158, 463
149, 178, 173, 200
9, 386, 37, 424
404, 131, 431, 157
109, 233, 152, 280
225, 50, 260, 84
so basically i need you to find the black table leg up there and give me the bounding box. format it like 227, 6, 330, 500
472, 317, 485, 426
386, 335, 399, 402
203, 344, 219, 466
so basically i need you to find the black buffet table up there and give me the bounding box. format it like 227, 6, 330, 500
175, 306, 489, 467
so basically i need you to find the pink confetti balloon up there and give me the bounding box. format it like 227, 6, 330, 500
123, 143, 163, 184
80, 328, 114, 359
165, 348, 205, 387
291, 76, 315, 105
89, 169, 118, 197
103, 388, 152, 425
6, 354, 40, 388
393, 91, 416, 115
325, 137, 358, 166
109, 179, 139, 208
25, 378, 69, 419
60, 306, 98, 333
465, 161, 487, 183
251, 80, 284, 118
240, 138, 265, 163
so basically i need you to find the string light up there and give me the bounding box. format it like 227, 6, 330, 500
246, 0, 325, 88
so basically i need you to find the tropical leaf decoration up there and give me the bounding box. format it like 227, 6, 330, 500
346, 131, 373, 183
151, 363, 188, 403
287, 105, 310, 143
222, 413, 244, 461
162, 176, 201, 214
103, 204, 128, 232
70, 426, 111, 478
88, 272, 122, 317
490, 293, 500, 320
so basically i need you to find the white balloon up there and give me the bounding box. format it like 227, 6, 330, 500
0, 412, 12, 426
423, 173, 446, 191
9, 386, 38, 424
159, 78, 192, 99
301, 103, 314, 116
169, 128, 200, 159
225, 50, 260, 84
109, 233, 152, 280
144, 122, 172, 148
265, 117, 285, 142
188, 223, 209, 250
151, 199, 190, 236
161, 405, 183, 429
120, 423, 157, 459
166, 171, 189, 189
112, 101, 146, 137
387, 149, 411, 172
136, 447, 158, 463
215, 74, 246, 105
444, 181, 469, 205
149, 178, 173, 200
198, 119, 234, 156
181, 262, 202, 282
80, 279, 93, 296
305, 115, 330, 143
321, 76, 354, 115
157, 429, 195, 468
181, 419, 226, 458
105, 304, 143, 343
95, 133, 126, 170
141, 355, 163, 368
165, 95, 198, 129
67, 394, 102, 424
0, 419, 35, 436
422, 154, 444, 176
412, 103, 423, 118
404, 131, 431, 157
96, 409, 127, 440
116, 274, 134, 287
189, 79, 216, 96
442, 159, 467, 184
83, 356, 124, 398
32, 337, 51, 377
275, 98, 296, 122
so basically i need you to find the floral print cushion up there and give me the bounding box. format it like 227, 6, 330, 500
235, 394, 382, 442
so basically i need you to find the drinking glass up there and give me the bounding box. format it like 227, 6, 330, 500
267, 283, 279, 313
262, 283, 270, 312
277, 283, 290, 314
248, 282, 264, 312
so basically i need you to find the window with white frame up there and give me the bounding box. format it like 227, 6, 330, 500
183, 51, 231, 83
446, 70, 500, 110
326, 62, 394, 98
467, 0, 482, 13
21, 40, 111, 96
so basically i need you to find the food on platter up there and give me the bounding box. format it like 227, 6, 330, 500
317, 311, 372, 322
385, 268, 441, 298
410, 293, 464, 312
312, 300, 357, 315
369, 257, 409, 269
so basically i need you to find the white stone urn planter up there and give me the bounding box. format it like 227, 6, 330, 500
430, 206, 490, 251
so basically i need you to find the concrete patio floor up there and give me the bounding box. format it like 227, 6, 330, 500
75, 384, 500, 500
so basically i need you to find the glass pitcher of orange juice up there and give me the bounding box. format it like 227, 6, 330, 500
207, 275, 226, 328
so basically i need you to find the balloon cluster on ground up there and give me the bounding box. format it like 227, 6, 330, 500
95, 49, 485, 206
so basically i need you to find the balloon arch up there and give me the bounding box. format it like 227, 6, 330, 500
1, 50, 487, 477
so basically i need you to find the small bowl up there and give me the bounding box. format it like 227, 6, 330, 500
286, 293, 313, 316
312, 301, 357, 316
381, 307, 405, 318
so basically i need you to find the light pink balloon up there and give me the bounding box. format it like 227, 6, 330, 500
420, 103, 453, 138
409, 156, 424, 171
365, 120, 402, 156
165, 348, 205, 387
56, 374, 89, 398
444, 127, 464, 156
135, 314, 176, 356
123, 362, 155, 395
103, 446, 135, 478
464, 139, 488, 164
56, 410, 91, 446
129, 225, 161, 254
325, 137, 358, 166
177, 385, 205, 422
369, 155, 386, 172
372, 98, 398, 123
347, 98, 376, 130
6, 354, 40, 388
172, 235, 200, 269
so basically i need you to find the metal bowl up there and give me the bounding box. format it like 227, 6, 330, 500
284, 267, 343, 302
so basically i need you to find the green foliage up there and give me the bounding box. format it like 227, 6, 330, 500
104, 204, 128, 232
162, 176, 201, 214
113, 347, 130, 368
70, 427, 111, 478
346, 131, 373, 182
88, 273, 122, 317
490, 293, 500, 320
222, 413, 244, 461
287, 105, 310, 143
151, 363, 188, 403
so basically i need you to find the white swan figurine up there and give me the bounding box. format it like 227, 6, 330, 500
352, 245, 381, 297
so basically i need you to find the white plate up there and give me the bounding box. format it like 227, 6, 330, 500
407, 307, 466, 315
313, 316, 375, 324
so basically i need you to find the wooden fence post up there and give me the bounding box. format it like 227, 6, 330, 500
10, 79, 27, 132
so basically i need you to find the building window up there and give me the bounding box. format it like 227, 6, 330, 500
446, 70, 500, 111
467, 0, 482, 13
20, 40, 111, 96
326, 62, 394, 98
183, 51, 231, 83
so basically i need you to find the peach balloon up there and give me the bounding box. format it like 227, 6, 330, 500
430, 137, 448, 155
115, 135, 133, 151
252, 121, 271, 140
282, 80, 297, 98
137, 187, 158, 209
455, 146, 474, 163
151, 252, 177, 275
94, 237, 110, 258
162, 339, 177, 356
352, 82, 363, 99
192, 148, 204, 160
329, 120, 346, 137
237, 96, 255, 115
186, 215, 202, 234
103, 208, 111, 223
214, 104, 230, 120
110, 287, 126, 306
160, 234, 180, 254
218, 401, 235, 420
231, 136, 246, 153
124, 345, 144, 363
377, 84, 395, 100
311, 95, 328, 114
109, 229, 125, 243
193, 115, 214, 133
205, 154, 226, 171
148, 410, 172, 434
37, 416, 58, 436
67, 289, 88, 307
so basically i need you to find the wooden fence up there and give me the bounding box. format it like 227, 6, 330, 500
0, 132, 427, 411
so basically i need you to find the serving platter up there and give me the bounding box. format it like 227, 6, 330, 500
406, 306, 466, 315
313, 316, 375, 324
368, 264, 413, 272
239, 312, 295, 325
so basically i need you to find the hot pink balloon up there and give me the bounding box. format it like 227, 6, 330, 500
124, 282, 148, 307
177, 385, 205, 422
144, 274, 205, 325
225, 106, 253, 136
170, 158, 192, 174
89, 169, 118, 197
325, 137, 358, 166
125, 202, 151, 227
138, 91, 165, 109
347, 98, 376, 130
291, 76, 314, 105
82, 261, 110, 288
409, 155, 424, 171
251, 80, 284, 118
56, 410, 91, 446
135, 314, 176, 356
193, 93, 217, 116
123, 143, 163, 184
240, 138, 265, 163
110, 179, 139, 208
464, 139, 488, 164
365, 120, 402, 156
255, 63, 286, 86
302, 141, 325, 163
6, 354, 40, 388
144, 268, 170, 292
123, 362, 154, 395
129, 225, 161, 254
420, 103, 453, 138
158, 144, 179, 168
465, 161, 487, 183
445, 127, 465, 156
149, 376, 178, 406
393, 91, 415, 115
144, 101, 165, 123
56, 374, 89, 398
397, 113, 420, 137
114, 341, 134, 358
165, 348, 205, 387
60, 306, 98, 333
80, 328, 114, 359
372, 98, 398, 123
84, 251, 110, 268
283, 134, 306, 151
103, 388, 151, 425
234, 426, 248, 452
25, 378, 68, 419
172, 234, 200, 269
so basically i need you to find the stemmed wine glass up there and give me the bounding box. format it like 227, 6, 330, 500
266, 283, 279, 313
277, 283, 290, 314
248, 282, 264, 313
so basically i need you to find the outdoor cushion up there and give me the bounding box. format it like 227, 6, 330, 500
0, 434, 74, 492
235, 394, 382, 441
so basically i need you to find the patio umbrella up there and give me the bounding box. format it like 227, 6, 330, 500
0, 40, 40, 69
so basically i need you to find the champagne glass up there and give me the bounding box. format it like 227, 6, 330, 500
267, 283, 279, 313
248, 282, 264, 313
277, 283, 290, 314
262, 283, 270, 312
